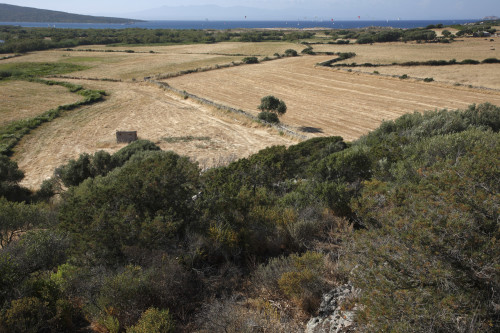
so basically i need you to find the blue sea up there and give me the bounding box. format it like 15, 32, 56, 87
0, 19, 475, 30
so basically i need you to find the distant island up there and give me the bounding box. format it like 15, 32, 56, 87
0, 3, 143, 24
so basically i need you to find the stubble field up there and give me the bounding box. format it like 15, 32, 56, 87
0, 80, 81, 125
2, 38, 500, 189
165, 54, 500, 139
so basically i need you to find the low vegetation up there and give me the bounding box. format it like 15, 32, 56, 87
1, 102, 498, 332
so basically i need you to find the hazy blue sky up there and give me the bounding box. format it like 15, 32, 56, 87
1, 0, 499, 19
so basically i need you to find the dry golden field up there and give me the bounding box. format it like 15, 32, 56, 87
0, 80, 81, 126
2, 38, 500, 189
353, 64, 500, 88
165, 54, 500, 140
311, 38, 500, 89
313, 38, 500, 63
2, 42, 301, 80
13, 80, 296, 189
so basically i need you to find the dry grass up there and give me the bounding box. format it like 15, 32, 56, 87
0, 80, 81, 126
72, 42, 301, 56
312, 38, 500, 63
356, 64, 500, 89
4, 40, 500, 190
165, 55, 500, 141
13, 80, 295, 189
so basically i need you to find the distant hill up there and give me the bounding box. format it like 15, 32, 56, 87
0, 3, 142, 23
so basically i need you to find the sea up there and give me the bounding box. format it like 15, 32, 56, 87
0, 19, 476, 30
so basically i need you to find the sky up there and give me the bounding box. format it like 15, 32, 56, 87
1, 0, 499, 20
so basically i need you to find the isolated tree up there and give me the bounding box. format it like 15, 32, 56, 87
258, 95, 287, 116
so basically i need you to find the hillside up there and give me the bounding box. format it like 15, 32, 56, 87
0, 103, 498, 332
0, 3, 142, 23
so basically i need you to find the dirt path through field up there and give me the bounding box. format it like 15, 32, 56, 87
165, 55, 500, 140
13, 81, 295, 189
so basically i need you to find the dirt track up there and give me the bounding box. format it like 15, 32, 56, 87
13, 81, 295, 189
165, 55, 500, 140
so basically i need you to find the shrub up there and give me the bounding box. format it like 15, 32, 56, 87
127, 308, 175, 333
242, 56, 258, 64
284, 49, 298, 57
301, 47, 315, 55
482, 57, 500, 63
111, 139, 161, 166
253, 251, 329, 313
258, 95, 287, 116
356, 34, 374, 44
258, 111, 279, 123
1, 297, 49, 333
461, 59, 480, 64
399, 74, 409, 79
423, 77, 434, 82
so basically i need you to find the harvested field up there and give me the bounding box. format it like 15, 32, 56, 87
0, 80, 81, 126
354, 64, 500, 89
13, 80, 295, 189
2, 43, 302, 80
72, 42, 301, 56
165, 55, 500, 140
312, 38, 500, 63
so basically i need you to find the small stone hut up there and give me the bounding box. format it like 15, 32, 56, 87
116, 131, 138, 143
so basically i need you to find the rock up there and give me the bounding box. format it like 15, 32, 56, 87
306, 284, 357, 333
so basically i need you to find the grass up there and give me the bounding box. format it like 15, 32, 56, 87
0, 62, 88, 79
0, 79, 105, 156
0, 80, 81, 126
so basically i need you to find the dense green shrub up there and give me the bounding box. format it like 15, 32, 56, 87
242, 56, 258, 64
112, 139, 161, 166
481, 57, 500, 63
258, 95, 287, 116
343, 129, 499, 332
356, 34, 374, 44
58, 150, 200, 260
402, 29, 436, 41
461, 59, 480, 64
258, 111, 279, 123
284, 49, 298, 57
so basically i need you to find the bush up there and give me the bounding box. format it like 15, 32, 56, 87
482, 57, 500, 63
399, 74, 409, 79
58, 150, 200, 260
258, 111, 279, 123
301, 47, 315, 55
127, 308, 175, 333
460, 59, 480, 64
284, 49, 298, 57
423, 77, 434, 82
356, 34, 374, 44
112, 139, 161, 166
258, 95, 287, 116
253, 252, 329, 313
242, 56, 258, 64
